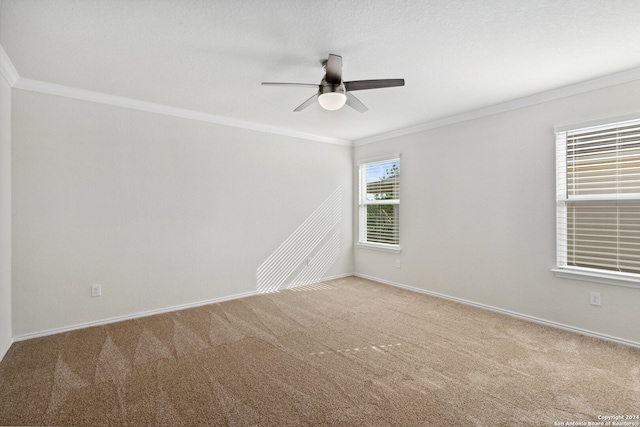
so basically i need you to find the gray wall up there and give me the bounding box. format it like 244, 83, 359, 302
0, 62, 11, 359
7, 62, 640, 348
354, 80, 640, 345
11, 89, 353, 337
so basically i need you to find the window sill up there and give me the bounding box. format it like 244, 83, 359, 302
552, 267, 640, 289
356, 242, 402, 253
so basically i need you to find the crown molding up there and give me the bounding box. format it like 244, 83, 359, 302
0, 45, 19, 86
0, 42, 351, 146
5, 39, 640, 147
12, 78, 353, 146
354, 66, 640, 146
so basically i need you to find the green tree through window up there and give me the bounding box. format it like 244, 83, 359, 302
359, 157, 400, 248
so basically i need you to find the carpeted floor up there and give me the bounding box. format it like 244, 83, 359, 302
1, 276, 639, 426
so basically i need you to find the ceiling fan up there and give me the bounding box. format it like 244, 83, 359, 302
261, 54, 405, 113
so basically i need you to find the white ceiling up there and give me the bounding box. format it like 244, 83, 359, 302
2, 0, 640, 144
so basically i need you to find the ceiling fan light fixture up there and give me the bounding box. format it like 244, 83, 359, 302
318, 91, 347, 110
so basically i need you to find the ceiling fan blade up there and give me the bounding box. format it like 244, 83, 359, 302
262, 82, 319, 88
344, 79, 405, 91
325, 54, 343, 84
345, 92, 368, 113
293, 93, 318, 112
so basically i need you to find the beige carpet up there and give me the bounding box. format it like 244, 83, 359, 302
1, 276, 639, 426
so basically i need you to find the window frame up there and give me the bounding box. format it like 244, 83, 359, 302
356, 155, 401, 253
553, 116, 640, 289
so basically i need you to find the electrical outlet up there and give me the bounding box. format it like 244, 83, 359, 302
395, 259, 401, 268
589, 291, 601, 306
91, 284, 102, 297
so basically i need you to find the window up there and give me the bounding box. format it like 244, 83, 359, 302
358, 156, 400, 252
555, 118, 640, 287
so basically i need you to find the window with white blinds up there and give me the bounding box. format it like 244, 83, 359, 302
358, 156, 400, 251
556, 118, 640, 282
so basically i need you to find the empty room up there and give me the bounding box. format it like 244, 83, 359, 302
1, 1, 640, 425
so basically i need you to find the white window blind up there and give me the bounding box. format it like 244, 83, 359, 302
556, 119, 640, 277
358, 157, 400, 249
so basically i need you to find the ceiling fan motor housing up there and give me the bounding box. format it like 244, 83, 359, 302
319, 79, 345, 96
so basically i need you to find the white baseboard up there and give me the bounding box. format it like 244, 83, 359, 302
12, 273, 356, 343
288, 272, 354, 289
354, 273, 640, 350
13, 289, 259, 342
0, 336, 13, 363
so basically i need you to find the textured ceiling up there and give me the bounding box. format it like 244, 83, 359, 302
2, 0, 640, 143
